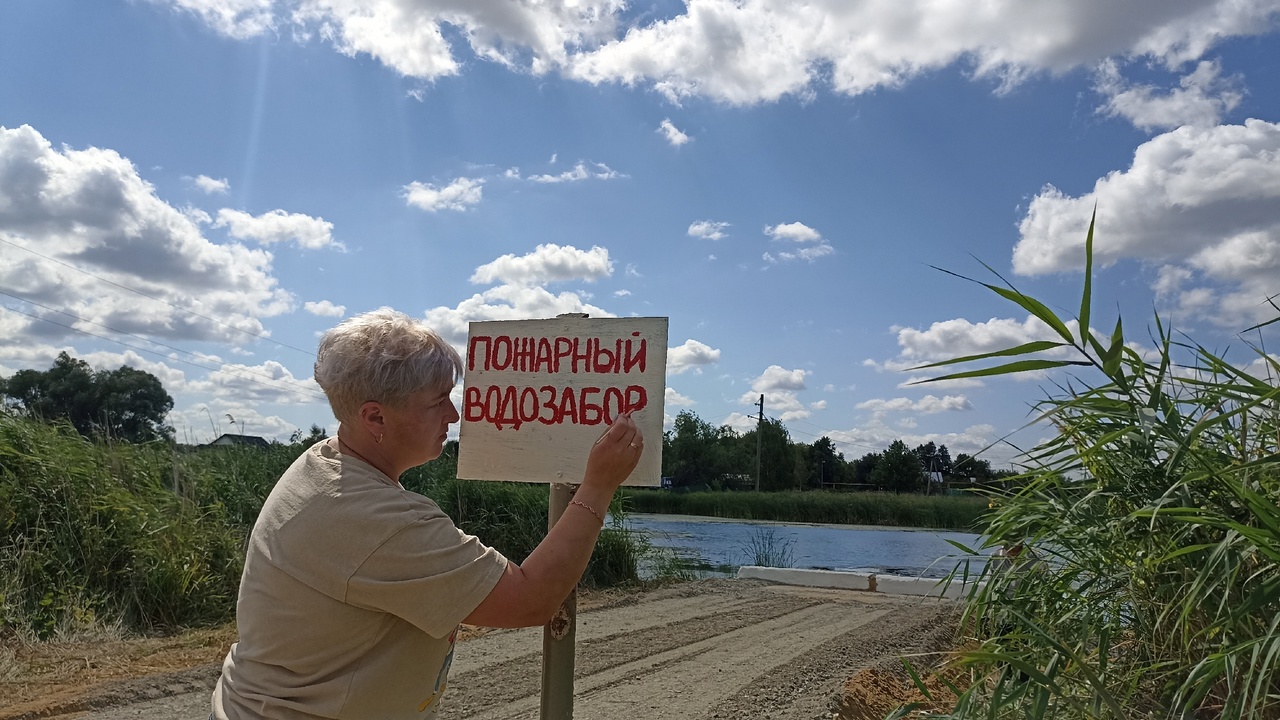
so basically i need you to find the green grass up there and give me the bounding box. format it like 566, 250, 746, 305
620, 487, 988, 531
0, 419, 653, 638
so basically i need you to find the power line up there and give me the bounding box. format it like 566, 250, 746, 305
0, 304, 328, 404
0, 236, 315, 356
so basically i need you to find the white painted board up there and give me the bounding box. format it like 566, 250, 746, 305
457, 317, 667, 486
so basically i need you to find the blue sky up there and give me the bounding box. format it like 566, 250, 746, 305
1, 0, 1278, 465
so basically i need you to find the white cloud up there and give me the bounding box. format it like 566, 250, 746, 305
155, 0, 275, 40
667, 339, 721, 375
810, 400, 827, 410
184, 359, 325, 405
423, 284, 615, 350
613, 289, 631, 297
1095, 59, 1244, 132
190, 174, 230, 194
469, 244, 613, 287
571, 1, 1280, 104
752, 364, 807, 392
156, 1, 1279, 105
402, 177, 484, 212
738, 365, 811, 421
826, 423, 999, 460
1014, 119, 1280, 324
214, 208, 337, 249
303, 300, 346, 317
765, 221, 821, 243
856, 394, 972, 414
665, 387, 695, 407
625, 263, 641, 278
777, 242, 834, 262
0, 124, 294, 346
658, 118, 691, 146
688, 220, 729, 240
528, 162, 622, 183
877, 315, 1075, 370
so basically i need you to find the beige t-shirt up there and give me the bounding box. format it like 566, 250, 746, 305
212, 440, 508, 720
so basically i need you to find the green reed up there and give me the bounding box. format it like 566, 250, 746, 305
905, 214, 1280, 719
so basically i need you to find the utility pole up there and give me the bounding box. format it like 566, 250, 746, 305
754, 394, 764, 492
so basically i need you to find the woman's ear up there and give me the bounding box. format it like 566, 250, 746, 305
358, 401, 386, 439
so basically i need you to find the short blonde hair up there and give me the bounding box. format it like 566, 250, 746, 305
314, 308, 462, 422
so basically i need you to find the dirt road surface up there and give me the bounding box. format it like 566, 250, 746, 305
24, 579, 955, 720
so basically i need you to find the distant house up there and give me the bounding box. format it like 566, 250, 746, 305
204, 433, 271, 449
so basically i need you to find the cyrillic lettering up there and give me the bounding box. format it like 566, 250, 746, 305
468, 336, 491, 372
463, 386, 485, 421
534, 338, 554, 373
491, 336, 513, 371
623, 338, 646, 373
539, 385, 559, 425
580, 387, 603, 425
625, 385, 647, 413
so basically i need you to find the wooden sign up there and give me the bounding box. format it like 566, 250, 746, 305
457, 317, 667, 487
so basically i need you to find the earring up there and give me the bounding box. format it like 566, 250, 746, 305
377, 433, 384, 444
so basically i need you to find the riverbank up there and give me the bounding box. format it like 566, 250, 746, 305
621, 487, 989, 531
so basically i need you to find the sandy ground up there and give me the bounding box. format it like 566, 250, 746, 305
2, 579, 957, 720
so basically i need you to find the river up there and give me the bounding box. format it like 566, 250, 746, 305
625, 512, 991, 579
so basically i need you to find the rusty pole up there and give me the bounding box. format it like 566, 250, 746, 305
540, 482, 577, 720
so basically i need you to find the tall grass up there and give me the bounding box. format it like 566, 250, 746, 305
621, 488, 988, 530
0, 422, 653, 638
914, 215, 1280, 719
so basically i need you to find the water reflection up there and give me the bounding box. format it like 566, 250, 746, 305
625, 513, 991, 579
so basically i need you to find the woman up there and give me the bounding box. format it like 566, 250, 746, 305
211, 308, 643, 720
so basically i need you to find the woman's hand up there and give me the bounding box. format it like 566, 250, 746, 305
582, 412, 644, 491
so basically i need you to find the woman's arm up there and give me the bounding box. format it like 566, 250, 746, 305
463, 413, 643, 628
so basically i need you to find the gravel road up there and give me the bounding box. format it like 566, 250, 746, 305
46, 579, 955, 720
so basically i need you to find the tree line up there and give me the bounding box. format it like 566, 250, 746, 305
662, 409, 1015, 493
0, 355, 1014, 492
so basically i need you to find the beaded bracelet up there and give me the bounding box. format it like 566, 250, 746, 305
569, 499, 605, 524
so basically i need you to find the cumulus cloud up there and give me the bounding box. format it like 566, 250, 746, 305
214, 208, 337, 249
570, 1, 1279, 104
735, 365, 811, 421
423, 284, 614, 351
762, 221, 834, 262
826, 423, 999, 461
1014, 119, 1280, 324
184, 359, 325, 405
658, 118, 691, 146
856, 394, 973, 414
470, 244, 613, 287
752, 364, 807, 392
688, 220, 729, 240
765, 222, 821, 243
303, 300, 346, 317
528, 162, 623, 183
155, 0, 275, 40
870, 315, 1077, 377
1095, 59, 1244, 132
156, 1, 1278, 105
189, 174, 230, 194
667, 339, 721, 375
403, 177, 484, 212
665, 387, 695, 406
0, 124, 293, 346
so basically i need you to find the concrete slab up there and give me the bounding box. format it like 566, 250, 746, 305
736, 566, 980, 600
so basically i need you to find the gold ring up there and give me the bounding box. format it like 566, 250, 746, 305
629, 442, 640, 449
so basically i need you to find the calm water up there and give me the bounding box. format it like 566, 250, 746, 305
625, 513, 991, 579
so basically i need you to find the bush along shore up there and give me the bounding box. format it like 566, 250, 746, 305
620, 488, 988, 531
0, 419, 644, 639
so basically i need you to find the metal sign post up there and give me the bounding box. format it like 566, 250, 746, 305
540, 482, 577, 720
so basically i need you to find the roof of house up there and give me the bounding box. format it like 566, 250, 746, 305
205, 433, 271, 449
